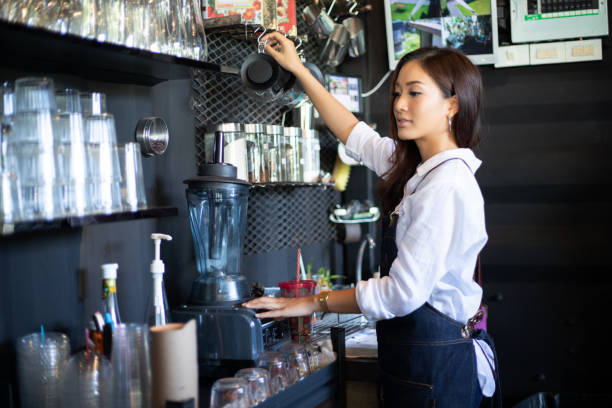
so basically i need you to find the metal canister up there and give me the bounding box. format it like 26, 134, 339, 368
283, 127, 303, 182
264, 124, 283, 182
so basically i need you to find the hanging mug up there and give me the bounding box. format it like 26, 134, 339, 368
319, 23, 350, 67
240, 28, 293, 102
301, 0, 337, 40
342, 16, 366, 57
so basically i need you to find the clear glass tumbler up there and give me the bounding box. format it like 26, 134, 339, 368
234, 367, 271, 405
278, 342, 311, 383
118, 142, 147, 211
84, 113, 122, 214
256, 351, 290, 394
209, 377, 250, 408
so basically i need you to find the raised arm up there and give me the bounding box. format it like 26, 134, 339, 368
262, 32, 359, 145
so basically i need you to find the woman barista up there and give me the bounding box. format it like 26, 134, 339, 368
243, 33, 500, 407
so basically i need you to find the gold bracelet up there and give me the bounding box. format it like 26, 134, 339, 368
317, 291, 330, 315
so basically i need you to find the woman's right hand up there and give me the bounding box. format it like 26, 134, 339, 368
262, 32, 304, 74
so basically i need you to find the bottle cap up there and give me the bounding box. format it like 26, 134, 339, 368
101, 263, 118, 280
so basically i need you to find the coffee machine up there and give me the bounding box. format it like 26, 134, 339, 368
174, 131, 290, 377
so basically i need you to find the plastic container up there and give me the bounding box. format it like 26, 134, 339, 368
278, 280, 316, 343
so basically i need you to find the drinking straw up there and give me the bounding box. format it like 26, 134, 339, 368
299, 251, 307, 281
296, 248, 301, 282
40, 324, 45, 342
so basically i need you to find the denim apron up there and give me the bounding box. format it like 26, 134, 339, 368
376, 159, 502, 407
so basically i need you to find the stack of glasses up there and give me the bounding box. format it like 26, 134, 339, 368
0, 0, 207, 61
0, 77, 147, 224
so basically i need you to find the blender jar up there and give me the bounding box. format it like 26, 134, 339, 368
185, 161, 251, 305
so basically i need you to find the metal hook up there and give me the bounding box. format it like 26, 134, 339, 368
326, 0, 337, 15
254, 25, 267, 52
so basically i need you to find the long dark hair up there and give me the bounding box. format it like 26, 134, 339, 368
378, 47, 483, 214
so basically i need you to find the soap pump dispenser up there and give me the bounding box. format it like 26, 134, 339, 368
146, 233, 172, 326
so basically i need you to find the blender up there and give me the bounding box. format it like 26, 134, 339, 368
174, 131, 290, 377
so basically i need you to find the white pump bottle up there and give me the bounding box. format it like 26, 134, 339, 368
146, 233, 172, 326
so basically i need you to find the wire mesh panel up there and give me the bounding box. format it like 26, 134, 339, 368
244, 184, 339, 254
193, 0, 339, 254
192, 0, 329, 166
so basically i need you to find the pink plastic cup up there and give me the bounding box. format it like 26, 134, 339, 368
278, 280, 316, 343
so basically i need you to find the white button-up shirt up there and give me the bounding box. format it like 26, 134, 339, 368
345, 121, 495, 396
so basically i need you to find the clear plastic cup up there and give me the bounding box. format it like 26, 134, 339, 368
111, 323, 152, 408
256, 351, 290, 394
80, 92, 107, 116
2, 81, 14, 117
60, 350, 112, 408
118, 142, 147, 211
0, 170, 22, 223
234, 367, 271, 405
210, 377, 250, 408
14, 77, 56, 113
278, 342, 311, 383
52, 112, 90, 216
56, 89, 83, 114
279, 280, 317, 343
84, 114, 122, 214
16, 332, 71, 408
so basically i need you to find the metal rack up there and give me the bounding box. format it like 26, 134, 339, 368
312, 313, 369, 343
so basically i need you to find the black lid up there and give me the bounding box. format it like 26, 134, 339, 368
183, 163, 251, 187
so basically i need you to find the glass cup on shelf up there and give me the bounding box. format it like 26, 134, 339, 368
14, 77, 57, 114
234, 367, 271, 405
80, 92, 107, 115
256, 351, 290, 394
210, 377, 250, 408
84, 113, 122, 214
118, 142, 147, 211
124, 0, 146, 49
9, 110, 60, 220
0, 170, 22, 223
52, 93, 91, 216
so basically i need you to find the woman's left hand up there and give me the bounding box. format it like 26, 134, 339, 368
243, 295, 318, 319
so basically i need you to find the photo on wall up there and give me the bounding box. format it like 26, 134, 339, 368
384, 0, 494, 70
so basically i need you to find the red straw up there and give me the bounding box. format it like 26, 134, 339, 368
296, 248, 301, 282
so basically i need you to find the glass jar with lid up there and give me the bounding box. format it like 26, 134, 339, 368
204, 123, 247, 181
302, 129, 320, 183
283, 127, 303, 182
243, 123, 265, 183
264, 124, 283, 182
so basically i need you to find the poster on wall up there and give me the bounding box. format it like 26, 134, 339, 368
383, 0, 494, 70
